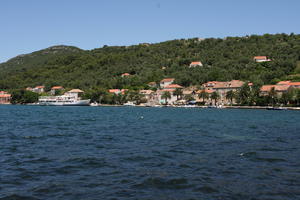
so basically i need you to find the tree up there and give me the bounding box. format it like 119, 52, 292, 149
11, 89, 39, 104
184, 94, 195, 102
173, 88, 183, 100
161, 91, 171, 104
295, 89, 300, 106
198, 90, 208, 103
236, 84, 251, 105
268, 87, 277, 106
211, 92, 220, 105
225, 90, 235, 105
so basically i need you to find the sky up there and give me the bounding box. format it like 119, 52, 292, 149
0, 0, 300, 63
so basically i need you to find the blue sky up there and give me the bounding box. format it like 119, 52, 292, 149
0, 0, 299, 62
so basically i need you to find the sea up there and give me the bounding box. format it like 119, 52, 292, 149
0, 105, 299, 200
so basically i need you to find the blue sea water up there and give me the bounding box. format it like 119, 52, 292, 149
0, 105, 299, 200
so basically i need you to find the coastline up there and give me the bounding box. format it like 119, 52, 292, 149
3, 103, 300, 110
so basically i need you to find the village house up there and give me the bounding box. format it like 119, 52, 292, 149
65, 89, 84, 99
0, 91, 11, 104
164, 84, 183, 90
277, 81, 291, 85
253, 56, 271, 63
147, 82, 157, 88
196, 89, 214, 104
157, 88, 177, 104
121, 73, 131, 77
160, 78, 175, 88
139, 90, 156, 103
26, 86, 45, 93
202, 80, 246, 105
275, 80, 300, 89
108, 89, 128, 95
189, 61, 203, 68
202, 81, 219, 89
260, 84, 292, 97
33, 86, 45, 93
260, 85, 276, 96
288, 82, 300, 89
50, 86, 64, 95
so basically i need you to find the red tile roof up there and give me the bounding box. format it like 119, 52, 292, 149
289, 82, 300, 86
277, 81, 291, 85
254, 56, 267, 60
160, 89, 175, 93
260, 85, 275, 92
35, 86, 45, 89
51, 86, 63, 90
0, 94, 11, 98
139, 90, 154, 95
108, 89, 120, 93
275, 85, 291, 91
190, 61, 203, 66
196, 89, 214, 94
160, 78, 175, 83
213, 80, 244, 89
164, 84, 183, 89
121, 73, 130, 76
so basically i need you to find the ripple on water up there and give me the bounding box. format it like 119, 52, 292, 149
134, 177, 192, 189
1, 106, 300, 199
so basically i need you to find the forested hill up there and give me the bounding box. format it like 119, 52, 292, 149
1, 34, 300, 90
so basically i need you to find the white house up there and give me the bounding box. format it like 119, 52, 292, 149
160, 78, 175, 88
253, 56, 271, 63
65, 89, 84, 99
189, 61, 203, 68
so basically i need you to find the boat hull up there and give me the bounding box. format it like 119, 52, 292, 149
38, 99, 90, 106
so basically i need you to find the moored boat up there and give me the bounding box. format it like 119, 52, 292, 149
38, 95, 90, 106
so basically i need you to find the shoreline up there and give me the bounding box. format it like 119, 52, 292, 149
2, 103, 300, 110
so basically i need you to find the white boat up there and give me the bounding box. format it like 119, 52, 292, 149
38, 95, 90, 106
90, 102, 99, 106
123, 101, 136, 106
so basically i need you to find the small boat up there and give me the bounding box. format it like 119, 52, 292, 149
90, 102, 99, 106
266, 106, 286, 110
123, 102, 136, 106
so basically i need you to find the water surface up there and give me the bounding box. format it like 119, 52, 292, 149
0, 106, 299, 200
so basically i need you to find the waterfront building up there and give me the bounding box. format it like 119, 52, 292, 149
260, 84, 292, 97
65, 89, 84, 99
0, 91, 11, 104
202, 80, 246, 105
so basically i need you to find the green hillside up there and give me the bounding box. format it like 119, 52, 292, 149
1, 34, 300, 90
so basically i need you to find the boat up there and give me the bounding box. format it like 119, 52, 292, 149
266, 106, 286, 110
38, 94, 90, 106
123, 101, 136, 106
90, 102, 99, 106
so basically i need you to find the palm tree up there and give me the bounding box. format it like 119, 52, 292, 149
226, 90, 235, 105
173, 88, 183, 100
211, 91, 220, 105
268, 87, 276, 106
161, 91, 171, 105
198, 90, 208, 103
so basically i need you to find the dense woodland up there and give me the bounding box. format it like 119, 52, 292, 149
1, 34, 300, 92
